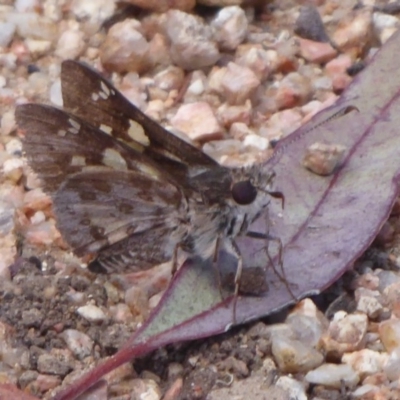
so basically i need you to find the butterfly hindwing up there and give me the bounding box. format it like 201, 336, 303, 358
53, 169, 184, 272
16, 103, 188, 271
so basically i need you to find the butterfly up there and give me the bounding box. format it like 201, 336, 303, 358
16, 60, 277, 292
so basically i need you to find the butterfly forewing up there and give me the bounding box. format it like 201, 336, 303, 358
16, 104, 182, 193
60, 60, 235, 204
61, 60, 218, 169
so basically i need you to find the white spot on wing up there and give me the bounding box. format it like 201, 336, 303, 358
100, 124, 112, 135
102, 148, 128, 170
137, 163, 162, 181
127, 120, 150, 146
91, 92, 99, 101
71, 155, 86, 166
57, 129, 66, 137
68, 118, 81, 134
100, 81, 110, 99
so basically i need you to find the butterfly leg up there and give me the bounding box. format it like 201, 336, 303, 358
171, 244, 179, 276
246, 230, 297, 301
212, 236, 224, 300
232, 243, 243, 325
220, 238, 243, 325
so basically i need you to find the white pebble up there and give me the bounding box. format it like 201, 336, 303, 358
5, 138, 22, 155
25, 39, 52, 57
0, 22, 15, 47
305, 363, 359, 388
30, 211, 46, 225
342, 349, 388, 378
77, 304, 107, 323
171, 101, 222, 141
70, 0, 116, 26
166, 10, 220, 70
55, 28, 86, 59
275, 376, 307, 400
15, 0, 40, 12
60, 329, 94, 360
187, 78, 205, 96
8, 12, 57, 41
3, 158, 24, 182
212, 6, 248, 51
49, 79, 63, 106
1, 112, 16, 136
243, 134, 269, 151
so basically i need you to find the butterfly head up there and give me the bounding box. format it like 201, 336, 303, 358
226, 165, 279, 235
230, 165, 276, 206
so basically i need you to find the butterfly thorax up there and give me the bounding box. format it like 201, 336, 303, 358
182, 164, 274, 260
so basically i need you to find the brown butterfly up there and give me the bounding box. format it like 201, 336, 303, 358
16, 60, 277, 289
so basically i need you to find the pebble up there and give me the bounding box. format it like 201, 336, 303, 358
221, 62, 260, 105
15, 0, 40, 13
372, 12, 399, 44
109, 303, 134, 323
59, 329, 94, 360
171, 101, 222, 141
294, 5, 330, 43
76, 304, 107, 323
163, 377, 183, 400
302, 142, 346, 176
243, 133, 269, 151
270, 324, 324, 373
298, 38, 337, 64
165, 10, 220, 70
3, 158, 24, 183
70, 0, 116, 26
36, 349, 75, 376
55, 28, 86, 60
125, 285, 150, 318
305, 363, 360, 389
100, 20, 151, 73
236, 47, 274, 82
167, 362, 184, 381
115, 378, 161, 400
211, 6, 248, 51
49, 79, 62, 106
332, 10, 373, 58
153, 66, 185, 91
383, 347, 400, 381
4, 139, 20, 158
1, 112, 16, 136
126, 0, 195, 12
218, 101, 251, 129
342, 349, 388, 379
29, 374, 61, 393
8, 12, 57, 41
275, 72, 312, 109
18, 370, 38, 389
0, 22, 16, 47
325, 54, 354, 92
379, 319, 400, 353
275, 376, 308, 400
321, 312, 368, 358
355, 288, 384, 319
186, 72, 206, 97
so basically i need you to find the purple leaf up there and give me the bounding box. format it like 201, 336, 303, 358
51, 28, 400, 400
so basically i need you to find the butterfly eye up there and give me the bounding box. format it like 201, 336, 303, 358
231, 180, 257, 205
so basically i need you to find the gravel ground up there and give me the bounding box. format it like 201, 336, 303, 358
2, 1, 400, 399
